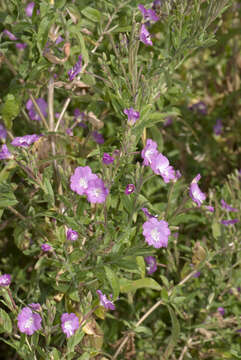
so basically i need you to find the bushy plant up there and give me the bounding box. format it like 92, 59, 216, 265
0, 0, 240, 359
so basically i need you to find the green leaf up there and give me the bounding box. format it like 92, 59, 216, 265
49, 348, 61, 360
43, 176, 55, 206
55, 0, 66, 8
81, 7, 102, 22
133, 108, 180, 143
134, 325, 152, 336
69, 289, 80, 302
120, 277, 161, 293
112, 26, 132, 33
0, 308, 12, 334
212, 221, 221, 239
78, 353, 90, 360
13, 225, 30, 251
76, 32, 89, 64
0, 182, 18, 208
37, 345, 49, 358
69, 249, 83, 263
67, 328, 84, 353
1, 94, 21, 129
136, 256, 146, 278
163, 306, 180, 359
161, 288, 169, 302
37, 15, 54, 49
104, 266, 120, 299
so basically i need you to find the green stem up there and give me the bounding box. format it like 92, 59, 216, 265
165, 181, 175, 219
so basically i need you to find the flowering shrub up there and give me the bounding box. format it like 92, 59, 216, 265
0, 0, 240, 359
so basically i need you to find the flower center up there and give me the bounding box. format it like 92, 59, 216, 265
92, 188, 101, 198
64, 321, 73, 335
146, 150, 154, 162
151, 228, 160, 242
79, 178, 87, 188
24, 317, 34, 329
193, 188, 201, 200
71, 233, 78, 241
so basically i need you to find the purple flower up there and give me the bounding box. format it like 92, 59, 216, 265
0, 274, 11, 287
74, 108, 81, 117
70, 166, 98, 196
97, 290, 115, 310
175, 170, 182, 180
125, 184, 135, 195
144, 256, 157, 275
16, 42, 27, 50
221, 219, 239, 226
123, 107, 140, 125
55, 36, 64, 45
205, 205, 214, 212
141, 208, 155, 219
11, 134, 41, 147
0, 145, 12, 160
102, 153, 114, 165
141, 139, 158, 166
41, 243, 52, 252
151, 153, 176, 183
68, 55, 82, 81
29, 303, 41, 311
213, 118, 223, 135
189, 174, 206, 207
189, 101, 207, 115
143, 217, 170, 248
61, 313, 79, 338
0, 123, 7, 140
92, 131, 104, 144
152, 0, 162, 11
138, 4, 159, 22
163, 117, 173, 127
66, 128, 73, 136
74, 110, 87, 128
26, 98, 47, 121
221, 199, 238, 212
3, 30, 17, 41
140, 24, 153, 46
17, 307, 42, 335
193, 271, 201, 278
141, 207, 157, 219
218, 307, 225, 316
86, 178, 109, 204
25, 2, 35, 17
66, 228, 79, 241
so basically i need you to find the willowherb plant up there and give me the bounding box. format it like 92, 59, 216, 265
0, 0, 240, 359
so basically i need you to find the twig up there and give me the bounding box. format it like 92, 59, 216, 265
7, 206, 26, 221
29, 93, 49, 130
48, 77, 57, 170
91, 1, 128, 54
54, 97, 71, 132
178, 338, 192, 360
113, 269, 198, 359
48, 77, 55, 132
7, 288, 17, 311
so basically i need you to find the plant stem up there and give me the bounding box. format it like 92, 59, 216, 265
7, 288, 17, 312
54, 97, 71, 132
29, 93, 49, 130
113, 268, 198, 359
165, 181, 175, 219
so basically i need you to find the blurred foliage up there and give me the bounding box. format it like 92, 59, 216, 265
0, 0, 240, 359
